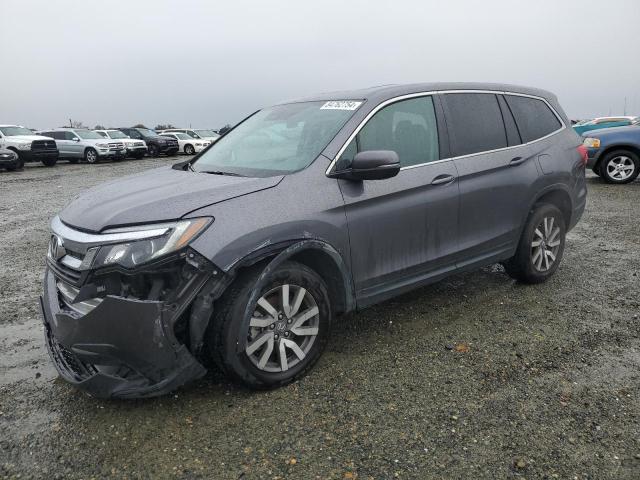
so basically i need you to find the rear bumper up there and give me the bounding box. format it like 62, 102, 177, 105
40, 267, 207, 399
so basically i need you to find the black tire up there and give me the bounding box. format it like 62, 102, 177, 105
148, 144, 159, 157
599, 149, 639, 184
207, 261, 332, 389
503, 204, 566, 284
184, 144, 195, 155
6, 158, 24, 171
41, 157, 58, 167
68, 158, 79, 164
135, 152, 146, 159
84, 148, 98, 164
167, 149, 178, 157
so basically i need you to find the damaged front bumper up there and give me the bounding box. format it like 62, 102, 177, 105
40, 251, 227, 399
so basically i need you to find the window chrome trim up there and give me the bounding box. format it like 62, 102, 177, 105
325, 89, 567, 175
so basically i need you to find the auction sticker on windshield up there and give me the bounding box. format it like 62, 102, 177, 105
320, 101, 362, 110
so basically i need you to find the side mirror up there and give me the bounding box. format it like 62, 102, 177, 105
72, 137, 80, 142
331, 150, 400, 181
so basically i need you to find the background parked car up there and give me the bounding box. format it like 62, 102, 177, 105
159, 132, 210, 154
94, 129, 147, 159
0, 148, 22, 171
582, 124, 640, 184
38, 128, 126, 164
118, 127, 179, 157
159, 128, 220, 143
0, 125, 59, 167
574, 116, 639, 136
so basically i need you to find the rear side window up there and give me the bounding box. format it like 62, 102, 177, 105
339, 96, 439, 169
442, 93, 507, 156
504, 95, 562, 143
64, 132, 78, 140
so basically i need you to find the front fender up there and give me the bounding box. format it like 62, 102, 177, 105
229, 239, 355, 353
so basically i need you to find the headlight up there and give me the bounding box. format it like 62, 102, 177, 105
96, 143, 110, 148
91, 217, 212, 269
583, 137, 600, 148
17, 143, 31, 150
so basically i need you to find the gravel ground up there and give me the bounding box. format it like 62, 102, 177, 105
0, 158, 639, 479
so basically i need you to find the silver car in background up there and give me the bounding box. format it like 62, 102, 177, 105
38, 128, 126, 164
94, 129, 147, 159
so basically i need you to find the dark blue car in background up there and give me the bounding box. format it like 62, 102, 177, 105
582, 125, 640, 184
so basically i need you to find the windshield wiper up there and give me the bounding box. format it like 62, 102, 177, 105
199, 170, 243, 177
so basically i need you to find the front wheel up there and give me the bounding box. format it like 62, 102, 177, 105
148, 144, 159, 157
84, 148, 98, 164
503, 204, 566, 284
184, 144, 195, 155
134, 152, 146, 159
207, 261, 332, 389
600, 150, 639, 184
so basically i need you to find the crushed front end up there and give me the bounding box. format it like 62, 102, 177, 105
40, 216, 226, 399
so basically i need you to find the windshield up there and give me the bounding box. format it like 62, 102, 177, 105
75, 130, 104, 140
194, 129, 219, 138
106, 130, 128, 139
138, 128, 160, 137
193, 101, 361, 177
0, 126, 34, 136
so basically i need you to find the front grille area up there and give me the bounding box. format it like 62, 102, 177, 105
32, 140, 57, 150
49, 259, 82, 285
108, 142, 125, 151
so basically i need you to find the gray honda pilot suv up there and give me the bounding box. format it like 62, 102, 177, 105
41, 83, 587, 398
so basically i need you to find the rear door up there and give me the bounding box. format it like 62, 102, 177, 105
337, 95, 460, 305
440, 92, 539, 267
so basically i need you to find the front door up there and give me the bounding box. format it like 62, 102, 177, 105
336, 95, 460, 306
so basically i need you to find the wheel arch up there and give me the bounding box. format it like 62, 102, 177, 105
594, 144, 640, 173
229, 239, 355, 316
525, 185, 573, 232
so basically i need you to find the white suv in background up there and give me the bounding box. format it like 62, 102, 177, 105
159, 128, 220, 143
159, 132, 210, 155
94, 129, 147, 159
0, 125, 59, 167
37, 128, 126, 164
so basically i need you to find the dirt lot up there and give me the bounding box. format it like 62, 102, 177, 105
0, 158, 638, 479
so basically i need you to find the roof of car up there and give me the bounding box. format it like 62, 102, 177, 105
282, 82, 558, 105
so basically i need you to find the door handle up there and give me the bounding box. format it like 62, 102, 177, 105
431, 174, 456, 185
509, 156, 527, 166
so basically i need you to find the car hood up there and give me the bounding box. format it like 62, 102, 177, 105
581, 125, 640, 138
59, 166, 284, 232
7, 134, 52, 142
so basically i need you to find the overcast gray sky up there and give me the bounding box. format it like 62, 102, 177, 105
2, 0, 639, 130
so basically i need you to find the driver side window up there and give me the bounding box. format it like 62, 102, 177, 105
337, 96, 440, 170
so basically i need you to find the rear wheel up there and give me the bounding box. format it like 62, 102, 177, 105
600, 150, 639, 184
503, 204, 566, 284
207, 261, 331, 389
84, 148, 98, 164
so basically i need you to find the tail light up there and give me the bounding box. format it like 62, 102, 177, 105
576, 145, 588, 166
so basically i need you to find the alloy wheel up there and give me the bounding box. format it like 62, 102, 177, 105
86, 150, 97, 163
245, 284, 319, 373
531, 216, 561, 272
605, 155, 635, 181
